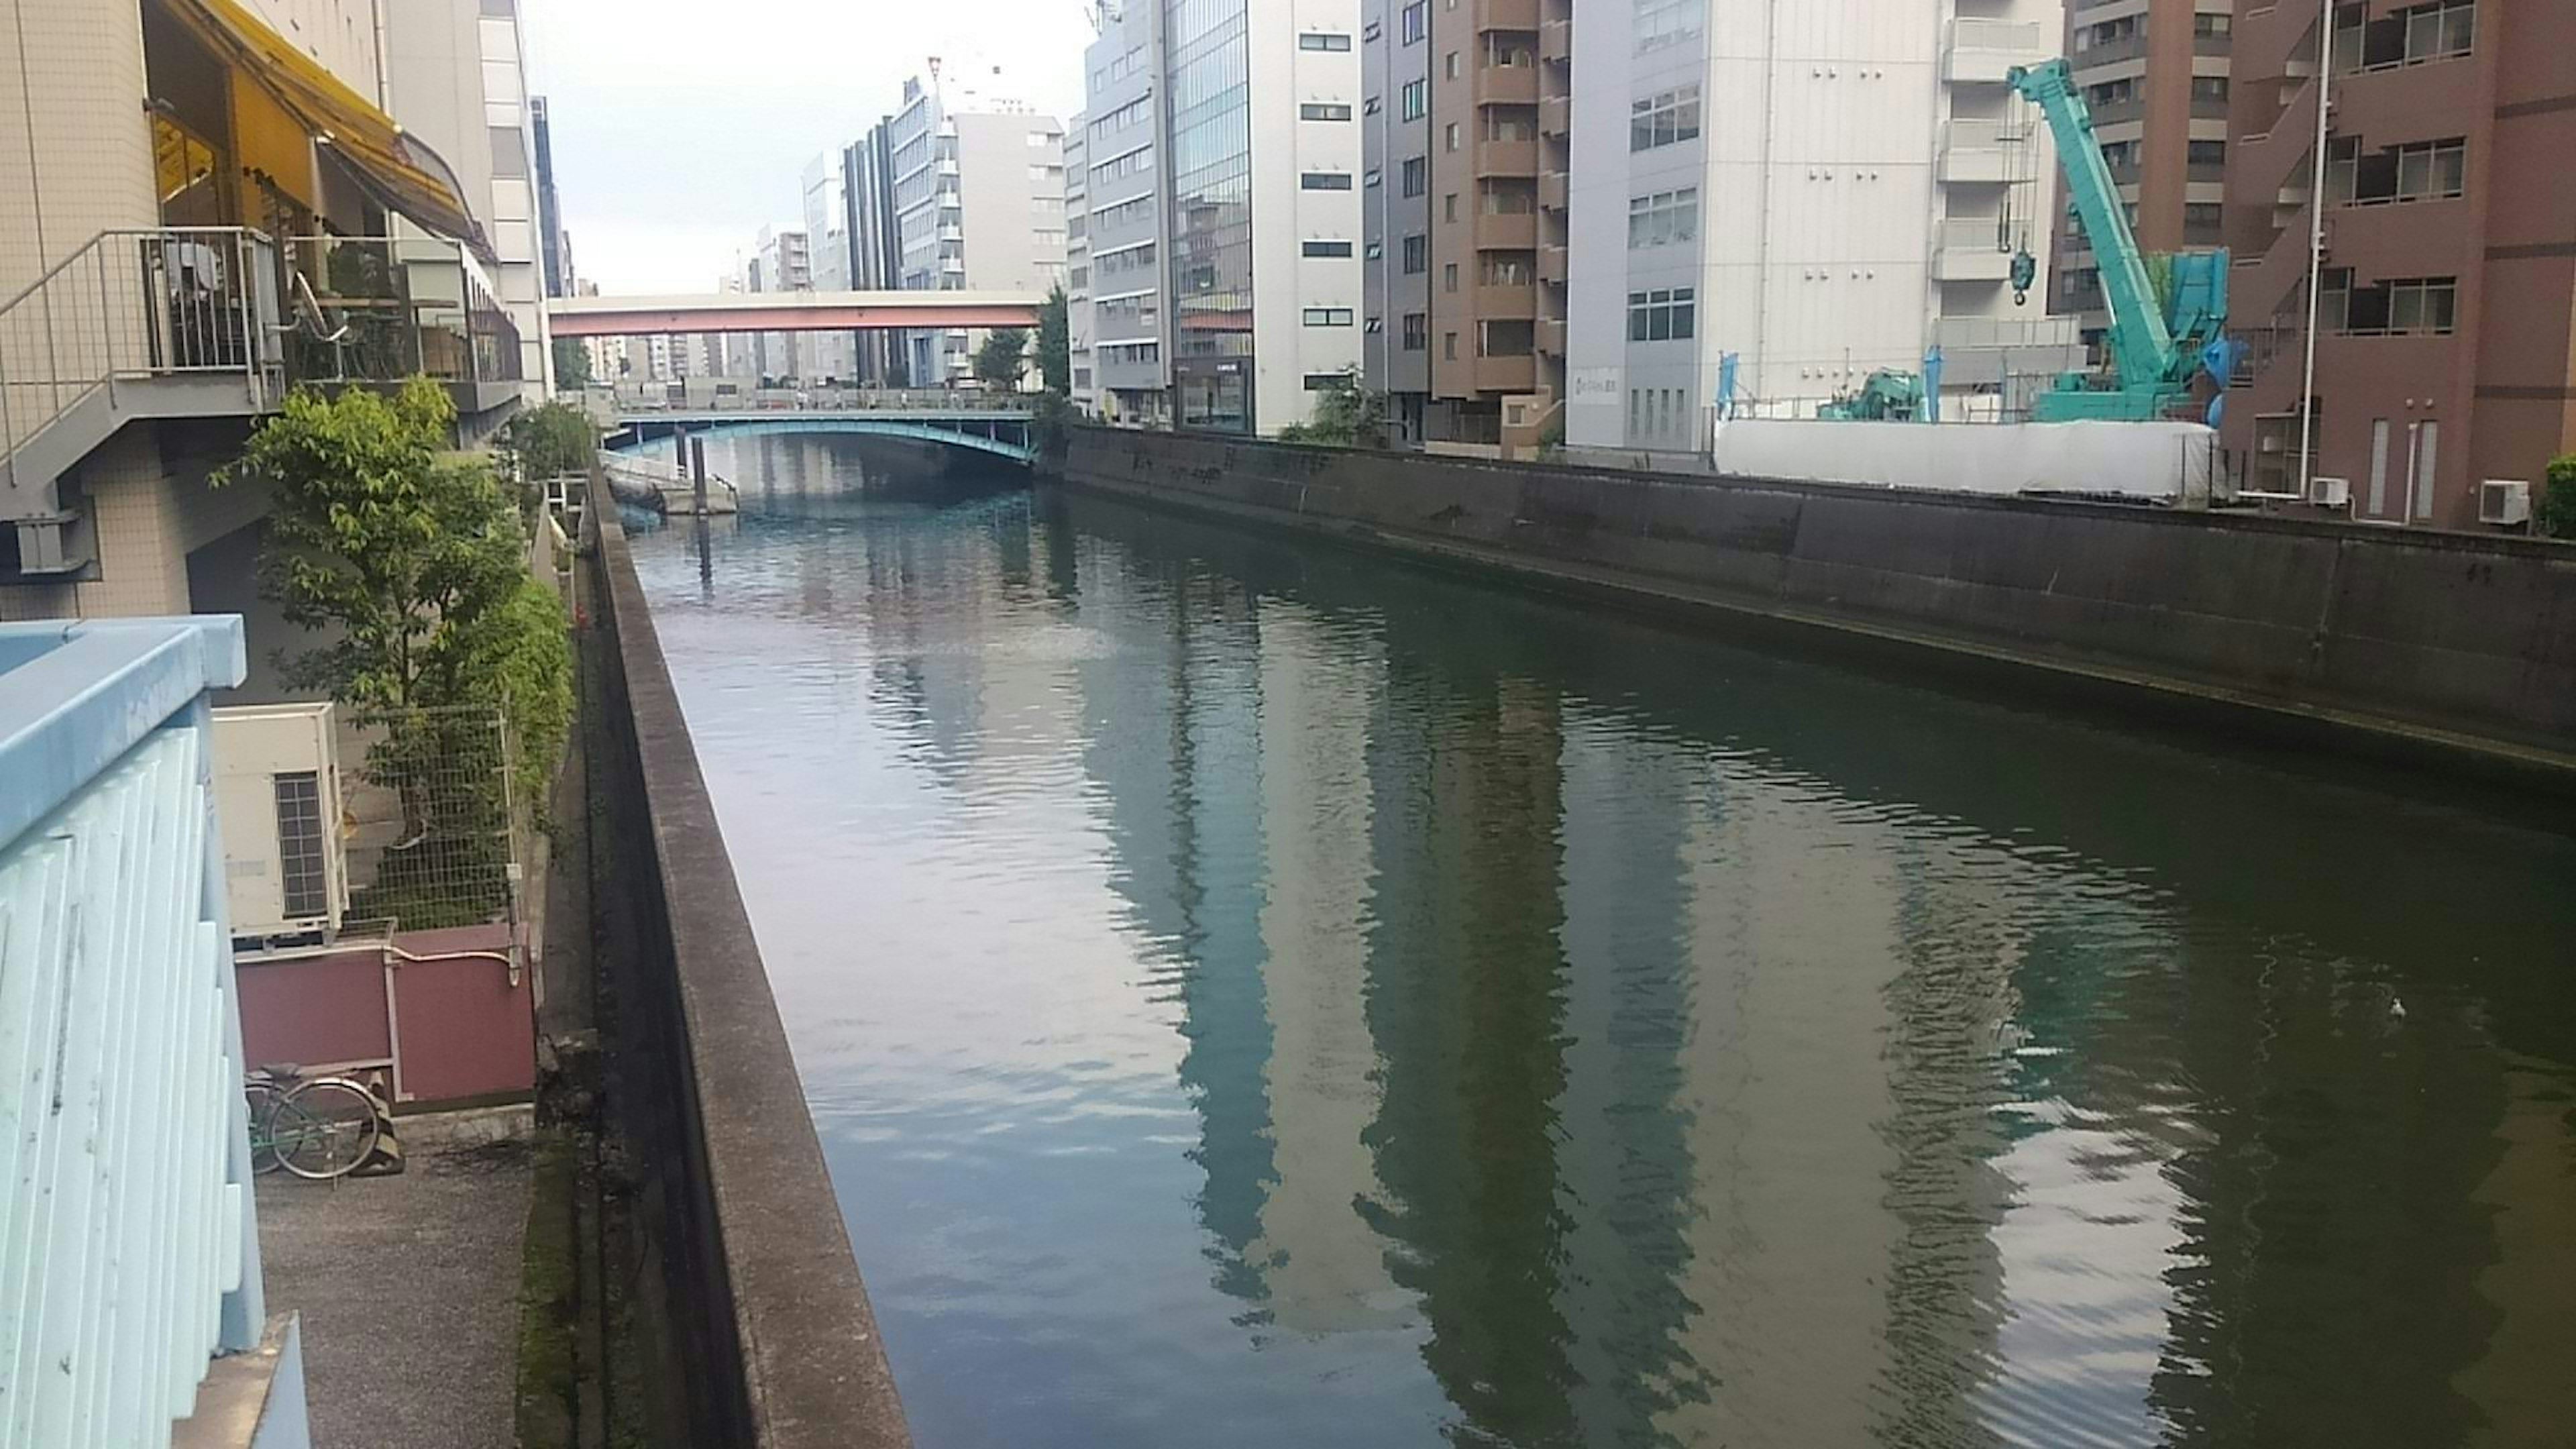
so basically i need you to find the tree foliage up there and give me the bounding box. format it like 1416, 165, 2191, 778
975, 327, 1029, 392
500, 400, 598, 486
551, 336, 594, 390
2543, 453, 2576, 541
1037, 285, 1071, 395
216, 377, 572, 802
1275, 371, 1385, 448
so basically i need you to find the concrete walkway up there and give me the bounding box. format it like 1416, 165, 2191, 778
255, 1120, 533, 1449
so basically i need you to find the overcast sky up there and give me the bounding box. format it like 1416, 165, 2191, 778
521, 0, 1091, 294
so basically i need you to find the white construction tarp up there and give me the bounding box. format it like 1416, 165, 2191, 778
1709, 420, 2221, 505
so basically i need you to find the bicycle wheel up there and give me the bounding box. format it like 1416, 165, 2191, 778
276, 1079, 382, 1181
245, 1081, 286, 1175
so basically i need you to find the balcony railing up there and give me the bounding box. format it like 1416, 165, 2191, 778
284, 235, 523, 388
0, 227, 284, 480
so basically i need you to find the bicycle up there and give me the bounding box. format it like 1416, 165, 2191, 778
245, 1065, 388, 1181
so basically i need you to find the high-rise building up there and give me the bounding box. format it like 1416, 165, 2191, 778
1065, 109, 1096, 412
747, 226, 816, 384
801, 152, 855, 383
532, 94, 572, 299
878, 63, 1067, 390
1360, 0, 1573, 449
383, 0, 553, 396
2222, 0, 2572, 527
1563, 2, 2085, 453
2049, 2, 2234, 358
843, 121, 906, 386
1074, 1, 1364, 433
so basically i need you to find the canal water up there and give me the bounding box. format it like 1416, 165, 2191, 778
625, 435, 2576, 1449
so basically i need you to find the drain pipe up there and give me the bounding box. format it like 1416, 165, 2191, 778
2296, 0, 2331, 501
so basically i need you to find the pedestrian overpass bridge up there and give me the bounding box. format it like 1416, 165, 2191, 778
609, 408, 1038, 464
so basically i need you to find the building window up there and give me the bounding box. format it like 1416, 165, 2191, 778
1401, 80, 1428, 120
1446, 51, 1461, 80
1444, 193, 1459, 222
2187, 138, 2227, 168
1300, 32, 1353, 51
273, 771, 328, 919
1301, 171, 1354, 190
1445, 122, 1460, 153
1626, 287, 1697, 341
2393, 139, 2469, 200
1402, 1, 1426, 43
1402, 233, 1428, 273
1401, 157, 1428, 196
1478, 319, 1534, 356
2190, 75, 2230, 103
1479, 254, 1532, 286
1303, 307, 1356, 326
1301, 103, 1354, 121
1630, 85, 1703, 152
2196, 12, 2231, 36
1305, 372, 1355, 390
490, 125, 528, 178
2387, 277, 2458, 334
2183, 201, 2224, 231
1635, 0, 1705, 54
1444, 331, 1458, 360
1627, 187, 1699, 248
1303, 239, 1355, 257
2338, 0, 2477, 71
1444, 262, 1459, 293
1402, 312, 1428, 350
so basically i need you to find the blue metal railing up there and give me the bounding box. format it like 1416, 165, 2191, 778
0, 616, 284, 1446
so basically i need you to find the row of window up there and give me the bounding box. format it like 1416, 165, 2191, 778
2326, 136, 2468, 206
1628, 287, 1697, 342
1631, 86, 1703, 153
1636, 0, 1704, 55
1629, 189, 1698, 249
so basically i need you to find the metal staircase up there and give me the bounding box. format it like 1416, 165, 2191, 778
0, 227, 285, 576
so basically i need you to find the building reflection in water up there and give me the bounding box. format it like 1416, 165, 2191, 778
629, 468, 2576, 1449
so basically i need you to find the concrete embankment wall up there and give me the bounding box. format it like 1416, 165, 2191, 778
1056, 426, 2576, 777
580, 507, 913, 1448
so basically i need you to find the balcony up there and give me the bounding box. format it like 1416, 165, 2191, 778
286, 234, 525, 408
0, 614, 310, 1449
1537, 316, 1566, 355
1943, 17, 2047, 83
1931, 217, 2017, 282
1476, 210, 1540, 250
2074, 33, 2149, 71
1479, 138, 1540, 176
1540, 16, 1570, 64
1475, 62, 1541, 106
1539, 171, 1568, 211
1474, 352, 1538, 392
1938, 119, 2025, 184
1539, 94, 1569, 137
1474, 282, 1540, 319
1474, 0, 1539, 26
1538, 240, 1567, 282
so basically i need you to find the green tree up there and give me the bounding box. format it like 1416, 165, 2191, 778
1036, 285, 1071, 395
2542, 454, 2576, 540
1275, 370, 1384, 448
551, 337, 594, 390
500, 400, 598, 486
217, 378, 572, 918
975, 327, 1030, 392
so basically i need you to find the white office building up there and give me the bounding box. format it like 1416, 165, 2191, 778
879, 64, 1067, 390
801, 152, 857, 384
1073, 0, 1364, 435
1564, 0, 2084, 452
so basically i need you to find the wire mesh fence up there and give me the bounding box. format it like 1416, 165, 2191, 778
338, 703, 524, 933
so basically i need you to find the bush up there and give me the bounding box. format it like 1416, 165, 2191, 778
2542, 453, 2576, 540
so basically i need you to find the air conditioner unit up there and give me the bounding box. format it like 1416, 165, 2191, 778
2308, 475, 2351, 507
213, 702, 350, 947
2479, 479, 2531, 527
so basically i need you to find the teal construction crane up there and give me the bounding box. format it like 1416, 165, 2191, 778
2006, 59, 2229, 423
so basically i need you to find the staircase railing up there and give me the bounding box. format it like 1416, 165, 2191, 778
0, 227, 284, 492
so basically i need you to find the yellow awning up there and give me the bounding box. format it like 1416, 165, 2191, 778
166, 0, 490, 254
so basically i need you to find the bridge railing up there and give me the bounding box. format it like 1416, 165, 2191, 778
577, 507, 912, 1448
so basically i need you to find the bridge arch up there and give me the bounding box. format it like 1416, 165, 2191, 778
610, 413, 1036, 464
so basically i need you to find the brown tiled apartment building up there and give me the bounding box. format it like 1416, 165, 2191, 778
2053, 0, 2236, 355
1362, 0, 1570, 450
2224, 0, 2576, 527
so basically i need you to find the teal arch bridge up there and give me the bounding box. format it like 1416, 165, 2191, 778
610, 409, 1036, 464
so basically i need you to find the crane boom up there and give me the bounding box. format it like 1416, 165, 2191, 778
2008, 60, 2177, 385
